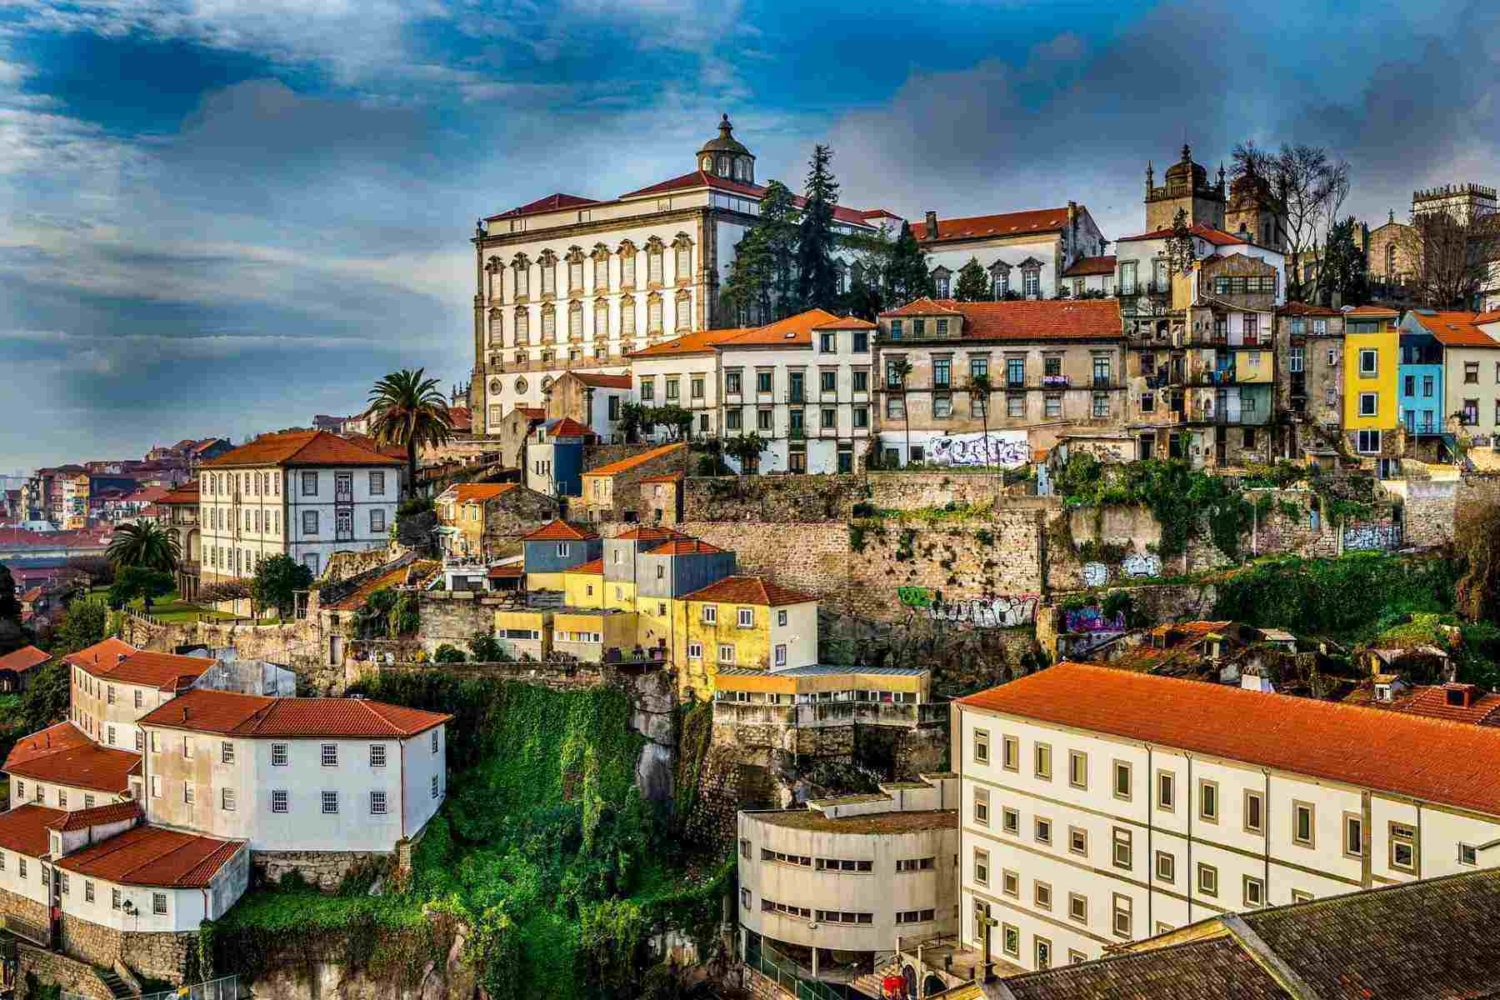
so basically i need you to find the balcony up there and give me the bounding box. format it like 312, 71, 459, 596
712, 700, 948, 730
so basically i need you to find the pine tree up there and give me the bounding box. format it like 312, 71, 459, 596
955, 257, 991, 301
885, 221, 935, 306
1319, 216, 1370, 306
761, 181, 800, 319
795, 144, 841, 312
721, 225, 775, 325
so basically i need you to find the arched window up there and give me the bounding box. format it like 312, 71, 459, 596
514, 307, 530, 345
512, 255, 530, 299
647, 293, 663, 334
673, 236, 693, 285
621, 294, 637, 338
541, 304, 556, 340
594, 298, 609, 338
619, 241, 637, 288
568, 300, 584, 341
647, 239, 665, 285
539, 251, 557, 297
675, 290, 692, 331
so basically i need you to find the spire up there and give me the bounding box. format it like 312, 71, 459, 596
719, 113, 733, 139
1181, 143, 1192, 163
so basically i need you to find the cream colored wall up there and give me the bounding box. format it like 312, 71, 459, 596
1445, 347, 1500, 438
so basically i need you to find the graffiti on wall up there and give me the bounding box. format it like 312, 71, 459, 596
1082, 562, 1109, 587
1064, 606, 1127, 634
927, 431, 1030, 469
1070, 439, 1131, 464
1343, 523, 1402, 552
1120, 552, 1162, 578
928, 594, 1039, 628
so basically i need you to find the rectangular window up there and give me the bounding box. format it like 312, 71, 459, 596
1034, 742, 1052, 780
1112, 894, 1132, 939
1002, 808, 1020, 836
973, 729, 989, 764
1343, 814, 1363, 857
221, 788, 236, 811
301, 471, 318, 496
973, 848, 989, 887
1002, 924, 1020, 958
1244, 790, 1265, 835
1112, 827, 1132, 869
1460, 843, 1478, 866
370, 744, 387, 768
1034, 881, 1052, 910
1068, 750, 1088, 789
371, 791, 388, 815
112, 888, 121, 910
718, 644, 735, 664
1390, 822, 1417, 873
272, 744, 288, 766
702, 605, 717, 624
1292, 801, 1315, 847
1002, 870, 1019, 898
322, 791, 339, 814
1199, 780, 1219, 823
1359, 349, 1378, 376
1243, 875, 1265, 908
1068, 893, 1088, 925
1157, 771, 1175, 811
1113, 761, 1132, 801
183, 783, 195, 804
302, 510, 319, 535
1001, 735, 1018, 771
371, 509, 386, 534
1034, 936, 1051, 970
973, 787, 990, 826
1068, 826, 1088, 857
321, 744, 338, 767
369, 471, 386, 496
265, 789, 285, 813
1155, 850, 1175, 883
221, 741, 234, 764
737, 607, 754, 628
1197, 863, 1219, 897
1035, 817, 1052, 846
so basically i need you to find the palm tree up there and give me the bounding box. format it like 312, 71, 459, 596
970, 371, 993, 467
367, 368, 454, 497
107, 521, 180, 573
888, 358, 914, 467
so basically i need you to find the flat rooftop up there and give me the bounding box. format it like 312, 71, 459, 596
747, 808, 957, 835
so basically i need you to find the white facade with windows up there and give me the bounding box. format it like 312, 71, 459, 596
955, 663, 1500, 972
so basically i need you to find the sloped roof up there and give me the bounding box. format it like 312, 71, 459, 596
543, 417, 596, 439
912, 207, 1076, 242
715, 309, 844, 348
157, 481, 200, 505
615, 171, 875, 226
522, 519, 598, 542
1346, 304, 1400, 317
570, 372, 634, 389
1006, 937, 1283, 999
443, 483, 518, 504
809, 315, 878, 331
681, 575, 815, 606
1408, 311, 1500, 348
137, 688, 451, 738
628, 326, 752, 358
881, 297, 964, 318
47, 801, 142, 832
881, 298, 1122, 341
959, 662, 1500, 817
202, 430, 401, 468
447, 406, 473, 432
612, 525, 687, 541
583, 443, 685, 478
78, 649, 214, 692
647, 538, 726, 556
0, 804, 66, 857
1061, 254, 1117, 277
1118, 221, 1248, 246
1392, 685, 1500, 726
486, 192, 601, 221
3, 721, 141, 794
565, 558, 604, 575
57, 824, 245, 889
1278, 301, 1341, 317
61, 637, 138, 673
637, 472, 685, 485
0, 645, 50, 674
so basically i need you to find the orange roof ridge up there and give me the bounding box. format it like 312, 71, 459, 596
913, 207, 1075, 242
522, 519, 598, 542
203, 429, 401, 469
682, 574, 815, 606
584, 442, 685, 478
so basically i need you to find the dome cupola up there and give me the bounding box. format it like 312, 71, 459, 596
697, 114, 755, 184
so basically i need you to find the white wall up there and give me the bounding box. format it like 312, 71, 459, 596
769, 602, 818, 670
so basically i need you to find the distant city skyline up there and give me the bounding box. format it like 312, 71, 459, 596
2, 0, 1497, 469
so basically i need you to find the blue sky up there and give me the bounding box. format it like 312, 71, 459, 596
1, 0, 1497, 471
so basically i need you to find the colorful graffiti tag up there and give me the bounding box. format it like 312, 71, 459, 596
927, 431, 1030, 469
928, 594, 1039, 628
1063, 606, 1127, 633
1120, 552, 1162, 578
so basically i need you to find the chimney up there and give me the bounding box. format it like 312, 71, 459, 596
924, 210, 939, 239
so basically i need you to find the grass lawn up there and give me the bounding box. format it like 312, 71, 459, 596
80, 586, 235, 622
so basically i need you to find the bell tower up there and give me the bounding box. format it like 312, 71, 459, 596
696, 114, 756, 185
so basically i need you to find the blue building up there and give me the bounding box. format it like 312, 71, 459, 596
1398, 326, 1444, 438
521, 519, 602, 581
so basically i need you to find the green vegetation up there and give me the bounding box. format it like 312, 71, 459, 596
108, 565, 174, 611
107, 520, 180, 574
367, 367, 454, 498
1055, 455, 1253, 558
215, 675, 729, 999
356, 588, 420, 639
251, 554, 313, 619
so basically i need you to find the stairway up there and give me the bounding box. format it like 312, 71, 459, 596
98, 968, 133, 999
850, 961, 903, 999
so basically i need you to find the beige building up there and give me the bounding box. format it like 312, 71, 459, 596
738, 772, 960, 987
874, 298, 1124, 466
954, 662, 1500, 972
1276, 302, 1345, 462
913, 204, 1109, 302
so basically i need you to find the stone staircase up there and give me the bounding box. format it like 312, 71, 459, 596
850, 961, 903, 999
98, 968, 133, 999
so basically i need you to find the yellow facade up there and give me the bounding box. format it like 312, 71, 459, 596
678, 598, 773, 698
1344, 326, 1400, 431
563, 569, 606, 609
713, 668, 928, 700
604, 579, 636, 611
634, 594, 678, 657
1237, 347, 1274, 383
525, 571, 568, 593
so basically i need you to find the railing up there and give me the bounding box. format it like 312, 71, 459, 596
713, 701, 947, 729
65, 976, 242, 1000
745, 938, 847, 1000
3, 913, 51, 947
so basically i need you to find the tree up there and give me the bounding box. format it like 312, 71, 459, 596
954, 257, 991, 301
18, 661, 70, 732
1318, 216, 1370, 306
649, 404, 694, 442
723, 434, 767, 476
1403, 212, 1500, 309
618, 402, 649, 444
367, 368, 454, 497
722, 180, 798, 323
52, 600, 107, 654
108, 566, 174, 611
884, 221, 934, 306
198, 581, 251, 605
107, 521, 179, 573
469, 630, 506, 662
0, 562, 24, 656
252, 555, 313, 620
888, 357, 914, 466
1231, 141, 1349, 301
796, 144, 841, 311
970, 371, 994, 464
1457, 504, 1500, 624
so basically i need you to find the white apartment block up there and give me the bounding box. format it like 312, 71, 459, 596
137, 687, 450, 854
954, 662, 1500, 973
199, 429, 402, 581
915, 204, 1108, 303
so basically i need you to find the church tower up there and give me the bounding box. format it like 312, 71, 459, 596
696, 114, 756, 185
1144, 144, 1226, 231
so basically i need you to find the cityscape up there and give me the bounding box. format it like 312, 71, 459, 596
3, 3, 1500, 999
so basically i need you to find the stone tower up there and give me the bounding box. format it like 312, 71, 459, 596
1225, 172, 1288, 250
1144, 144, 1226, 231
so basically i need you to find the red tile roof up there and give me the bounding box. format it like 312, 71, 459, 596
522, 519, 598, 542
1476, 310, 1500, 326
1347, 305, 1400, 316
958, 663, 1500, 817
912, 207, 1075, 242
0, 804, 66, 856
137, 688, 451, 738
62, 638, 138, 673
616, 171, 875, 226
1278, 301, 1342, 317
447, 406, 473, 433
682, 575, 814, 606
571, 372, 634, 389
566, 558, 604, 575
1061, 255, 1117, 277
518, 406, 546, 420
544, 418, 596, 439
1393, 685, 1500, 726
0, 645, 50, 674
486, 192, 601, 221
648, 538, 726, 556
57, 824, 245, 889
77, 650, 214, 692
48, 801, 142, 832
613, 525, 686, 541
637, 472, 685, 485
716, 309, 844, 348
444, 483, 518, 504
881, 298, 1122, 341
202, 430, 401, 468
158, 481, 200, 505
1408, 311, 1500, 349
583, 443, 685, 478
628, 326, 753, 358
488, 564, 525, 580
3, 722, 141, 794
810, 315, 878, 330
1119, 221, 1249, 246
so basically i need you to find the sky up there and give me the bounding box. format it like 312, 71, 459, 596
1, 0, 1498, 472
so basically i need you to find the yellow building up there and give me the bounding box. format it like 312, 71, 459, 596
1342, 305, 1401, 460
677, 576, 818, 699
562, 558, 606, 609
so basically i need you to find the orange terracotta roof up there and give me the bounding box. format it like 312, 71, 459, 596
566, 558, 604, 575
810, 316, 878, 331
518, 406, 546, 420
486, 192, 600, 221
158, 481, 200, 505
1409, 312, 1500, 349
62, 638, 138, 673
0, 645, 50, 674
78, 650, 214, 692
716, 309, 844, 348
48, 801, 142, 832
1393, 686, 1500, 726
1118, 221, 1248, 246
628, 326, 751, 358
882, 299, 1122, 341
648, 538, 726, 556
137, 688, 451, 738
522, 519, 598, 542
1278, 301, 1341, 317
444, 483, 518, 503
958, 663, 1500, 817
1061, 255, 1117, 277
682, 575, 814, 606
571, 372, 634, 389
617, 171, 875, 226
544, 418, 596, 439
3, 722, 141, 794
202, 430, 401, 468
324, 558, 440, 612
583, 442, 685, 478
0, 804, 66, 857
1346, 305, 1400, 317
447, 406, 473, 432
57, 824, 245, 889
488, 564, 525, 579
637, 472, 685, 485
912, 207, 1075, 242
613, 525, 686, 541
1476, 310, 1500, 325
882, 297, 964, 318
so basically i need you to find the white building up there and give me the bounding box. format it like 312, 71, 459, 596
469, 116, 889, 433
954, 662, 1500, 972
4, 721, 141, 811
136, 687, 450, 855
67, 642, 213, 754
738, 773, 960, 986
199, 429, 403, 581
914, 205, 1109, 303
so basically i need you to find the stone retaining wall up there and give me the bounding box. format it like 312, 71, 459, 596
17, 943, 115, 1000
